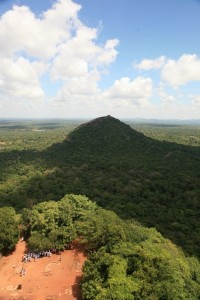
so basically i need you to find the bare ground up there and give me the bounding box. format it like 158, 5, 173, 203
0, 240, 86, 300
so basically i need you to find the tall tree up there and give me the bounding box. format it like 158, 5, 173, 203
0, 207, 19, 254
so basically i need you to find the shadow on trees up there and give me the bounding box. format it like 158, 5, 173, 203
0, 133, 200, 258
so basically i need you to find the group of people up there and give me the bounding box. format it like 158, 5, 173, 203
22, 250, 52, 263
20, 267, 26, 276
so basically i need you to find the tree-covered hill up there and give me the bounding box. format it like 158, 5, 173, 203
67, 115, 148, 151
0, 115, 200, 258
48, 115, 200, 257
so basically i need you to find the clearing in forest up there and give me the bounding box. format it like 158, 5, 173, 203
0, 240, 86, 300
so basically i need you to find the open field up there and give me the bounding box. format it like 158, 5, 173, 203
0, 240, 86, 300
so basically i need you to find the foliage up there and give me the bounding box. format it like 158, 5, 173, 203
76, 208, 127, 251
79, 204, 200, 300
16, 193, 200, 299
0, 116, 200, 258
129, 122, 200, 147
0, 207, 19, 254
1, 117, 200, 298
21, 194, 96, 252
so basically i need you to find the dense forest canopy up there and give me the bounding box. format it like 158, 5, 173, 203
1, 194, 200, 299
0, 116, 199, 258
0, 206, 19, 254
0, 116, 200, 298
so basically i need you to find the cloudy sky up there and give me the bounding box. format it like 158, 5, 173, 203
0, 0, 200, 119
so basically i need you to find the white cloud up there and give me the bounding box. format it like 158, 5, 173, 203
51, 76, 152, 118
0, 0, 81, 59
1, 0, 199, 119
0, 0, 119, 115
50, 26, 98, 80
0, 0, 83, 107
50, 27, 119, 80
56, 71, 100, 101
135, 56, 165, 70
161, 54, 200, 87
96, 39, 119, 66
104, 77, 152, 106
0, 57, 44, 99
157, 87, 175, 104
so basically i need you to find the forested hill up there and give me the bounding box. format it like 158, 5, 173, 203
67, 114, 147, 148
54, 114, 155, 157
0, 115, 200, 258
42, 115, 200, 257
51, 114, 199, 169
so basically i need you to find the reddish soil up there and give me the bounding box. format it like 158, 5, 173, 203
0, 240, 87, 300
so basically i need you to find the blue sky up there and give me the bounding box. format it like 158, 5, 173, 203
0, 0, 200, 119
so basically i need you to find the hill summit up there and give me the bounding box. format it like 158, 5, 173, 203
66, 115, 148, 153
48, 115, 200, 257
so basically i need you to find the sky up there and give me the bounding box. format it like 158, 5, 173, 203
0, 0, 200, 119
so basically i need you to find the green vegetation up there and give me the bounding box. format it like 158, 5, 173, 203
18, 195, 200, 299
78, 204, 200, 299
129, 122, 200, 147
0, 207, 19, 254
0, 119, 82, 151
0, 116, 200, 259
1, 116, 200, 298
20, 194, 96, 252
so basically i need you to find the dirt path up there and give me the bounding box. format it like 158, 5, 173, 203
0, 240, 86, 300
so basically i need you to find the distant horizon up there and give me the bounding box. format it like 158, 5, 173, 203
1, 116, 200, 125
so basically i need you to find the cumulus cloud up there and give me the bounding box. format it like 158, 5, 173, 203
0, 0, 81, 59
135, 56, 165, 70
161, 54, 200, 87
96, 39, 119, 66
0, 0, 119, 113
0, 57, 44, 99
104, 77, 153, 106
56, 71, 101, 102
51, 76, 153, 118
50, 26, 118, 80
1, 0, 199, 119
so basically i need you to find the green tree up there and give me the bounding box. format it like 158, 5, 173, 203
28, 231, 52, 252
0, 207, 19, 254
76, 208, 127, 251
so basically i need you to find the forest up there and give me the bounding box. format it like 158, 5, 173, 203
0, 116, 200, 299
